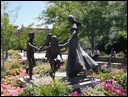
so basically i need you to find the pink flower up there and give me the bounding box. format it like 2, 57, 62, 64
111, 88, 117, 93
72, 91, 79, 96
118, 91, 124, 96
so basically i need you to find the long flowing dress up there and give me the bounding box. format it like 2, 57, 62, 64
66, 23, 98, 77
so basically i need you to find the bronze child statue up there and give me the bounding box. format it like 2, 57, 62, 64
39, 33, 53, 62
26, 32, 39, 80
40, 35, 69, 80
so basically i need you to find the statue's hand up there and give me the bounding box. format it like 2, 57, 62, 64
35, 47, 40, 51
37, 48, 40, 51
67, 38, 71, 43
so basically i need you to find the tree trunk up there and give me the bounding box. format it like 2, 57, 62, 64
90, 37, 95, 54
88, 36, 95, 55
5, 47, 8, 61
1, 48, 5, 71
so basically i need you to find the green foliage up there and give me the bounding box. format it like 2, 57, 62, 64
19, 80, 72, 96
8, 49, 19, 56
38, 1, 127, 51
113, 72, 127, 91
97, 31, 127, 54
82, 84, 106, 96
10, 63, 20, 69
1, 1, 20, 50
33, 62, 51, 75
9, 35, 19, 50
18, 85, 37, 96
6, 68, 21, 76
1, 71, 6, 79
37, 80, 72, 96
17, 25, 29, 50
33, 28, 47, 46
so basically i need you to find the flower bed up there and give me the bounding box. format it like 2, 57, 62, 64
1, 57, 127, 96
71, 79, 127, 96
1, 69, 28, 96
1, 82, 23, 96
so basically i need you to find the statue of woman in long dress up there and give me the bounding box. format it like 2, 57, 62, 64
66, 15, 98, 78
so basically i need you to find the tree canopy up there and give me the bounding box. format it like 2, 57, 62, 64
37, 1, 127, 52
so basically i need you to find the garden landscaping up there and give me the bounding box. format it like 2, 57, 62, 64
1, 50, 127, 96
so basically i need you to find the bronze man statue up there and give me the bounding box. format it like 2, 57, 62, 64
26, 32, 39, 80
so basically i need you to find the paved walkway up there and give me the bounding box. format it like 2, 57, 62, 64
19, 52, 68, 60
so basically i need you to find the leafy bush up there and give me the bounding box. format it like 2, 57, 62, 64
9, 59, 21, 69
10, 63, 20, 69
19, 80, 72, 96
18, 85, 37, 96
87, 66, 125, 82
113, 72, 127, 92
6, 68, 21, 76
97, 31, 127, 54
8, 49, 19, 56
33, 63, 51, 75
1, 71, 6, 79
37, 80, 72, 96
82, 85, 106, 96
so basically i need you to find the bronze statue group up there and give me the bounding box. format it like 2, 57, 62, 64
26, 15, 98, 80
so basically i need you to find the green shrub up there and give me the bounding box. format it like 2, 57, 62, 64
33, 63, 51, 75
18, 85, 37, 96
10, 63, 20, 69
19, 80, 72, 96
82, 84, 106, 96
37, 80, 72, 96
1, 71, 6, 79
8, 59, 21, 69
8, 49, 19, 56
113, 72, 127, 91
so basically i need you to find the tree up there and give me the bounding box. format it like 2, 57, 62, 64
1, 1, 20, 70
38, 1, 127, 54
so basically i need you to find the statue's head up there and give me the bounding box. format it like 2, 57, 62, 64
68, 15, 81, 27
51, 35, 58, 46
68, 15, 76, 24
28, 32, 34, 39
47, 33, 52, 42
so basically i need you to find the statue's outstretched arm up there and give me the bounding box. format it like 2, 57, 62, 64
28, 43, 39, 51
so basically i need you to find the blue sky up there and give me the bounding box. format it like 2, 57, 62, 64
7, 1, 48, 28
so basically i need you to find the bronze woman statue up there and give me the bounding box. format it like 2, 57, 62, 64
66, 15, 98, 78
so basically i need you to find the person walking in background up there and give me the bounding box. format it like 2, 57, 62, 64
107, 48, 116, 66
92, 49, 101, 60
87, 48, 93, 57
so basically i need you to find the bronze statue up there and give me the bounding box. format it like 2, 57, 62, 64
66, 15, 98, 78
40, 35, 69, 79
40, 33, 52, 62
26, 32, 39, 80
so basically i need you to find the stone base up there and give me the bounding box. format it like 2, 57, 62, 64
19, 75, 53, 87
19, 72, 100, 90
